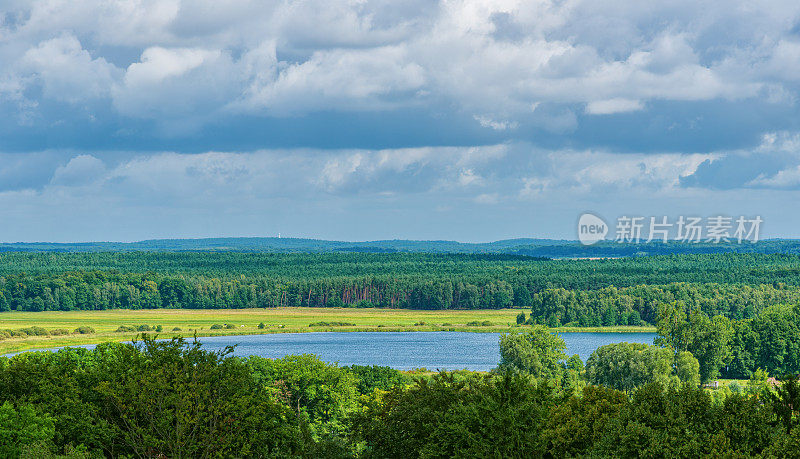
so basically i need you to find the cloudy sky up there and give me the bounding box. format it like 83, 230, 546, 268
2, 0, 800, 242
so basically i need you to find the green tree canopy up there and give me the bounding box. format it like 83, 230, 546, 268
497, 325, 566, 378
585, 342, 677, 392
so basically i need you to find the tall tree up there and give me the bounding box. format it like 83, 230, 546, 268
497, 325, 566, 378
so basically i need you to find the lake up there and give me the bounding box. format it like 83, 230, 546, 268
165, 331, 656, 371
4, 331, 656, 371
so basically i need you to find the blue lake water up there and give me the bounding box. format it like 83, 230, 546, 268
5, 331, 656, 371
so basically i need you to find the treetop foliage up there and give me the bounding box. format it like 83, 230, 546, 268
1, 252, 800, 316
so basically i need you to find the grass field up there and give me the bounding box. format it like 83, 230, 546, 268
0, 308, 655, 354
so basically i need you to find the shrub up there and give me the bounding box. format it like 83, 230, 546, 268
210, 324, 223, 330
172, 327, 182, 332
516, 311, 527, 325
0, 331, 10, 340
49, 328, 70, 336
19, 326, 49, 336
308, 321, 356, 327
116, 325, 136, 333
72, 326, 95, 334
6, 329, 28, 337
137, 325, 152, 332
258, 322, 265, 329
225, 324, 235, 329
466, 320, 494, 326
414, 321, 426, 326
441, 323, 453, 326
156, 325, 163, 332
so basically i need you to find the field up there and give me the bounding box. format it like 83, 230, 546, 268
0, 308, 655, 354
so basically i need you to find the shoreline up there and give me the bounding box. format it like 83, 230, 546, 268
0, 307, 655, 354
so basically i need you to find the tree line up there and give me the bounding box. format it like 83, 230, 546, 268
2, 252, 800, 314
528, 282, 800, 326
654, 302, 800, 381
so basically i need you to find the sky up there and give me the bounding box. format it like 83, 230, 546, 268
2, 0, 800, 242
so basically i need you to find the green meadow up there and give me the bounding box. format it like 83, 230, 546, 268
0, 308, 654, 354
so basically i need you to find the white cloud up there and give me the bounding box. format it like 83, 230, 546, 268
518, 150, 714, 198
240, 46, 426, 114
16, 0, 182, 47
5, 1, 800, 241
458, 168, 484, 186
315, 145, 500, 193
51, 154, 106, 186
22, 35, 120, 103
585, 98, 644, 115
112, 46, 240, 121
0, 0, 796, 126
749, 166, 800, 188
474, 115, 519, 130
9, 143, 717, 207
124, 47, 217, 84
1, 138, 797, 240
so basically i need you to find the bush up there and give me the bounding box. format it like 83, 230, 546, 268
116, 325, 136, 333
414, 321, 426, 326
466, 320, 494, 326
49, 328, 70, 336
516, 312, 527, 325
210, 324, 223, 330
19, 326, 49, 336
172, 327, 182, 332
156, 325, 163, 332
308, 321, 356, 327
0, 331, 10, 340
6, 329, 28, 337
258, 322, 265, 329
225, 324, 236, 329
137, 325, 152, 332
72, 326, 95, 335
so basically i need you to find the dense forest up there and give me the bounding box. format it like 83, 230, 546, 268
529, 283, 800, 326
1, 253, 800, 323
0, 331, 798, 458
646, 302, 800, 380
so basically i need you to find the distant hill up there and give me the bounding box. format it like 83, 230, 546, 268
1, 237, 799, 257
0, 237, 572, 253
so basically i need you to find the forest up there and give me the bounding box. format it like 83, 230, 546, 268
0, 329, 798, 458
1, 252, 800, 317
2, 251, 799, 382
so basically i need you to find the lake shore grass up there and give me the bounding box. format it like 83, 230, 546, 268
0, 308, 656, 354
